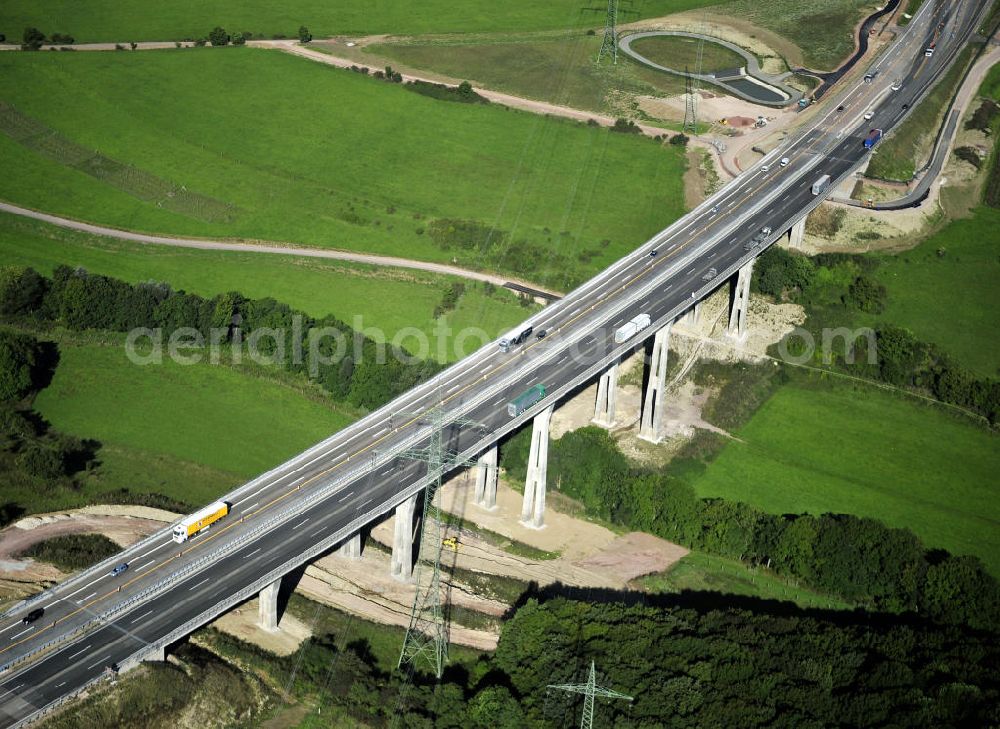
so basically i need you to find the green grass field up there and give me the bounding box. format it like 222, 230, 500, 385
0, 0, 718, 43
0, 212, 536, 362
711, 0, 884, 70
33, 339, 351, 481
691, 382, 1000, 575
628, 35, 748, 73
866, 46, 976, 181
0, 49, 685, 290
369, 34, 687, 117
866, 206, 1000, 377
640, 551, 852, 610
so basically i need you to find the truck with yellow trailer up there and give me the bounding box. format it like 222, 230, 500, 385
172, 501, 229, 543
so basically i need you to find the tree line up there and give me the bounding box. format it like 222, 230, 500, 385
501, 425, 1000, 632
205, 591, 1000, 727
753, 246, 1000, 424
0, 265, 439, 410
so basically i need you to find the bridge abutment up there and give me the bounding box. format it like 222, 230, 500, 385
592, 361, 620, 428
727, 259, 755, 341
259, 577, 281, 632
521, 405, 553, 529
390, 493, 419, 581
474, 444, 499, 510
638, 323, 672, 443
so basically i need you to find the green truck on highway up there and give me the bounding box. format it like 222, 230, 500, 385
508, 384, 546, 417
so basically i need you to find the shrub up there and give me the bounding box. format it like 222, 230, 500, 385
208, 26, 229, 46
49, 33, 74, 45
805, 204, 847, 237
22, 27, 45, 50
298, 25, 312, 43
20, 533, 120, 572
611, 118, 641, 134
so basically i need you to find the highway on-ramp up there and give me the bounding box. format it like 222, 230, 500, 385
0, 1, 987, 724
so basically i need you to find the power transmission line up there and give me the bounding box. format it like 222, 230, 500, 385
396, 404, 482, 679
548, 660, 633, 729
597, 0, 618, 64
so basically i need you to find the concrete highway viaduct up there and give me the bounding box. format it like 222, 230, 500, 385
0, 1, 988, 724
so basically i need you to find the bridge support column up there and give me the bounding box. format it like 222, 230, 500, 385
592, 361, 620, 428
728, 259, 755, 341
338, 532, 362, 560
682, 302, 702, 328
638, 324, 672, 444
787, 218, 806, 250
259, 577, 281, 632
390, 493, 419, 581
521, 405, 554, 529
474, 445, 499, 510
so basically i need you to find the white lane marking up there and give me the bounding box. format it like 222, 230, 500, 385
292, 518, 310, 530
686, 267, 695, 274
492, 397, 505, 405
479, 365, 490, 373
66, 645, 92, 661
0, 684, 24, 700
134, 541, 170, 563
359, 497, 374, 508
310, 527, 326, 537
130, 610, 154, 625
87, 655, 112, 670
447, 383, 460, 393
243, 548, 261, 560
9, 627, 34, 640
78, 592, 97, 603
379, 467, 394, 476
56, 681, 66, 688
233, 484, 270, 507
336, 492, 351, 503
135, 560, 156, 573
188, 577, 211, 591
0, 622, 24, 636
62, 576, 107, 602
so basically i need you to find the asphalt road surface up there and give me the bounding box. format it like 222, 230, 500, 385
0, 1, 988, 725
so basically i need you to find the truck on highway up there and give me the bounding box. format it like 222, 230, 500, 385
613, 313, 651, 344
508, 384, 546, 417
498, 325, 533, 353
173, 501, 229, 543
811, 174, 831, 196
863, 128, 883, 150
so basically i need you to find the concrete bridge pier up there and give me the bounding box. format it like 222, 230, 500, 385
592, 361, 620, 428
474, 444, 499, 510
638, 323, 672, 443
786, 217, 806, 250
682, 301, 702, 328
521, 405, 554, 529
727, 259, 755, 341
259, 577, 281, 632
390, 492, 420, 581
337, 532, 363, 560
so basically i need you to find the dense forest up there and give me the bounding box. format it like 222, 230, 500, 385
200, 592, 1000, 728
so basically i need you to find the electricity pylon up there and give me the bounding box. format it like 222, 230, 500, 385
597, 0, 618, 64
548, 660, 633, 729
396, 405, 482, 679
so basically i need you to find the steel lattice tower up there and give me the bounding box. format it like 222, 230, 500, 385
548, 660, 633, 729
597, 0, 619, 64
396, 406, 481, 679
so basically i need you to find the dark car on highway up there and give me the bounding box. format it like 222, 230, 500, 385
22, 608, 44, 625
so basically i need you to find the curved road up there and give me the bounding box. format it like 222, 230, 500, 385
0, 201, 560, 298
